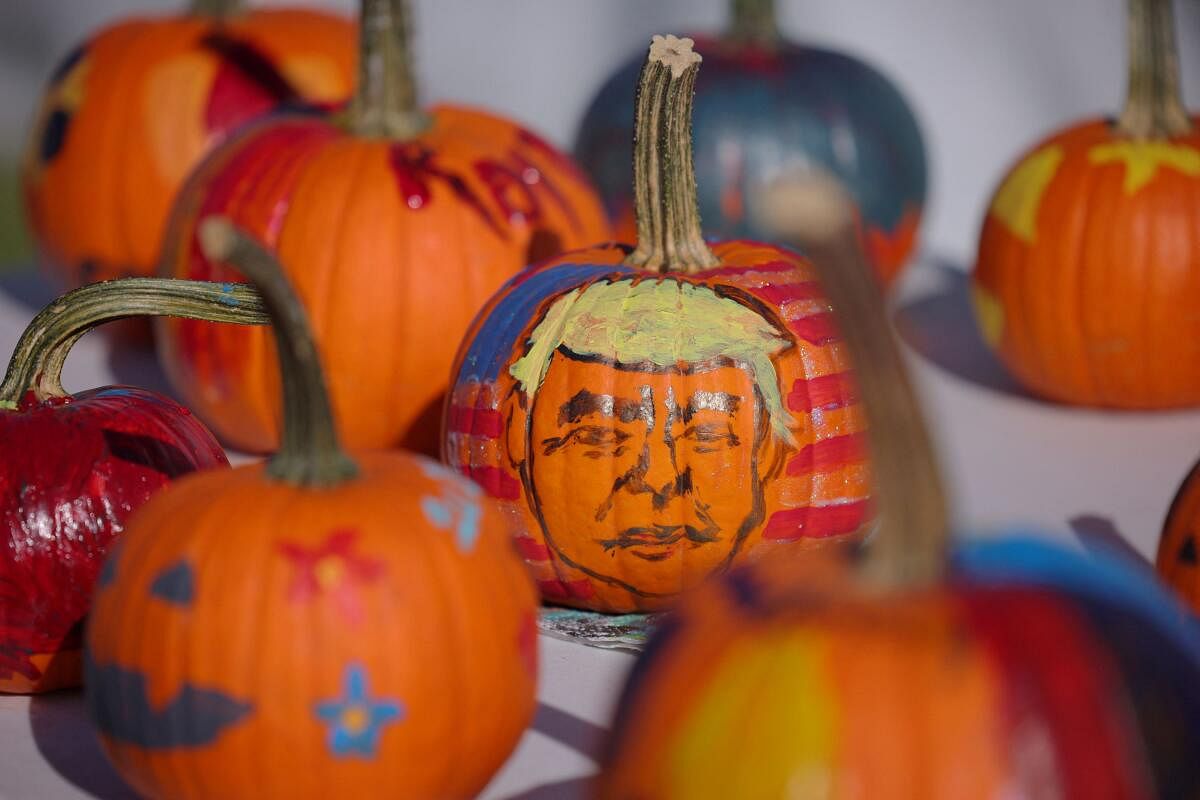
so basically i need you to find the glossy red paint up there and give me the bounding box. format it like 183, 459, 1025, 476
0, 386, 227, 693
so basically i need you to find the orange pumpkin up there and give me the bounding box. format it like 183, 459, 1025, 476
22, 0, 356, 292
599, 173, 1200, 800
156, 0, 610, 455
86, 221, 538, 799
1157, 459, 1200, 611
972, 0, 1200, 407
443, 37, 871, 614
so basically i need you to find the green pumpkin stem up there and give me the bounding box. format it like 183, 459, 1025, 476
624, 35, 721, 274
349, 0, 430, 139
1118, 0, 1191, 138
0, 278, 268, 410
756, 176, 949, 590
728, 0, 780, 48
188, 0, 243, 19
198, 218, 359, 487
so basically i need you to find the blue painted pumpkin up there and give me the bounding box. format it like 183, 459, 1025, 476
575, 28, 927, 286
599, 535, 1200, 798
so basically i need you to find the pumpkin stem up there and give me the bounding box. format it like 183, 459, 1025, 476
0, 278, 269, 410
198, 218, 359, 487
349, 0, 430, 140
1118, 0, 1191, 138
728, 0, 780, 48
755, 174, 949, 590
623, 35, 721, 274
188, 0, 244, 19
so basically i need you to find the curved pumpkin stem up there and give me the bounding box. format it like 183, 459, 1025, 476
624, 35, 721, 275
1118, 0, 1191, 138
755, 175, 948, 590
728, 0, 780, 49
349, 0, 429, 140
188, 0, 244, 19
198, 218, 359, 487
0, 278, 268, 410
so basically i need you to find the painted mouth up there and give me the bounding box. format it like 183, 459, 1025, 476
599, 524, 719, 560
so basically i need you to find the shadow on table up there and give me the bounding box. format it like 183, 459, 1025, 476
892, 257, 1038, 402
499, 703, 609, 800
29, 690, 138, 800
0, 268, 57, 313
1068, 514, 1155, 573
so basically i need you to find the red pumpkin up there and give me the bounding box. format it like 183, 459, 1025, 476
22, 0, 356, 291
87, 221, 539, 799
599, 170, 1200, 799
156, 0, 610, 455
972, 0, 1200, 407
444, 36, 871, 613
0, 277, 267, 693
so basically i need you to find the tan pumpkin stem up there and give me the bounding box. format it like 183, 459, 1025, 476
350, 0, 430, 140
624, 35, 721, 274
0, 278, 269, 410
728, 0, 780, 48
756, 175, 949, 590
1118, 0, 1191, 138
188, 0, 243, 19
198, 218, 359, 486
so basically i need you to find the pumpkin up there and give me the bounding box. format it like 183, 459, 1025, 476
22, 0, 356, 293
1156, 458, 1200, 612
156, 0, 610, 456
86, 220, 539, 799
597, 174, 1200, 799
574, 0, 926, 286
0, 277, 268, 693
972, 0, 1200, 407
443, 36, 871, 614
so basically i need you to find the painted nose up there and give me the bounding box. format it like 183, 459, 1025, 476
639, 435, 679, 493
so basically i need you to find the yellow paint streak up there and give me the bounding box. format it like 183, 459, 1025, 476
990, 145, 1063, 244
666, 631, 835, 799
1088, 140, 1200, 194
971, 284, 1004, 348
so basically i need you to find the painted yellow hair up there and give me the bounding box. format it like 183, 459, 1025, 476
510, 277, 796, 443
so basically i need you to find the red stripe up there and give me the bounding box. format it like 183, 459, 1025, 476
957, 589, 1148, 799
749, 281, 825, 307
461, 466, 522, 501
515, 536, 551, 561
447, 405, 503, 438
789, 313, 839, 345
786, 433, 867, 477
788, 372, 857, 413
762, 500, 869, 541
537, 579, 594, 601
699, 259, 797, 278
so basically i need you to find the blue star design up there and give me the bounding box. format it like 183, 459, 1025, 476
314, 664, 404, 758
419, 459, 484, 553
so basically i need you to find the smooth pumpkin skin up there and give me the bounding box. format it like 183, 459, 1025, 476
972, 118, 1200, 407
157, 109, 610, 454
1158, 457, 1200, 613
575, 38, 926, 286
445, 240, 871, 613
85, 451, 539, 800
599, 538, 1200, 799
23, 9, 357, 290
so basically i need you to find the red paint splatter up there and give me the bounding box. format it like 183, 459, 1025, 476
200, 33, 299, 136
388, 143, 504, 236
278, 528, 386, 625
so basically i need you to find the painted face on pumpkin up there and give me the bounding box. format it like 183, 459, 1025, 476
508, 276, 795, 598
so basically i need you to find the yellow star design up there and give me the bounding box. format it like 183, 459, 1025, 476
1089, 140, 1200, 194
989, 145, 1064, 245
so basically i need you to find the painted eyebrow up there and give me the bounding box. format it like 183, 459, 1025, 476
681, 391, 741, 420
558, 389, 647, 425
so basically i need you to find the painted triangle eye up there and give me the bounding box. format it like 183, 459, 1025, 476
1178, 537, 1197, 566
150, 561, 195, 607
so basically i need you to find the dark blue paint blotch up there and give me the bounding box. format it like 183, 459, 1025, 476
150, 561, 195, 606
50, 44, 87, 85
40, 110, 71, 163
1180, 537, 1197, 566
97, 553, 118, 589
85, 653, 252, 749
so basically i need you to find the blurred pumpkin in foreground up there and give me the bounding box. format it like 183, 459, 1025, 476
23, 0, 356, 291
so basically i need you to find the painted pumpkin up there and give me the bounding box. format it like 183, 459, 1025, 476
87, 221, 538, 799
1156, 458, 1200, 613
156, 0, 609, 456
0, 277, 267, 693
972, 0, 1200, 407
574, 0, 926, 286
597, 174, 1200, 799
22, 0, 356, 292
443, 36, 871, 614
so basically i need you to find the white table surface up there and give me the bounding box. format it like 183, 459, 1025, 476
2, 254, 1198, 799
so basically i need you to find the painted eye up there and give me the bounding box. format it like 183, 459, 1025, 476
681, 424, 738, 452
150, 561, 195, 607
576, 426, 628, 447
